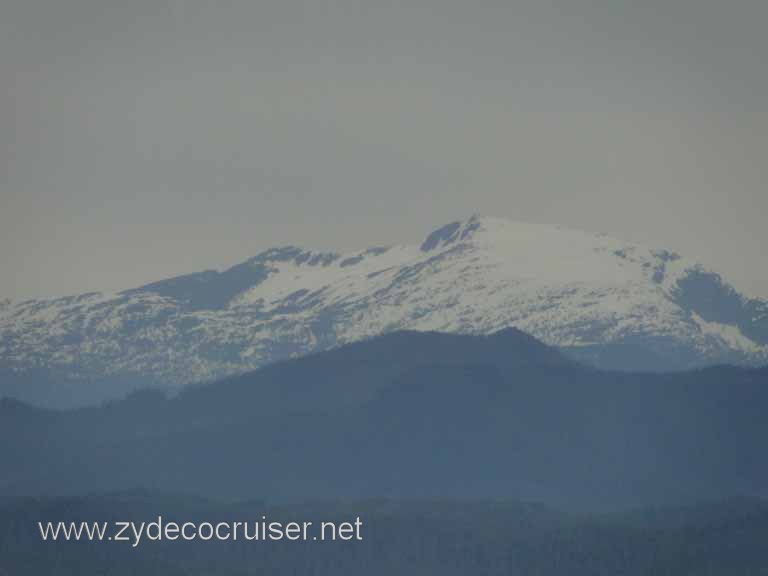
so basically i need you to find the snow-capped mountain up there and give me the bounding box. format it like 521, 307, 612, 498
2, 216, 767, 406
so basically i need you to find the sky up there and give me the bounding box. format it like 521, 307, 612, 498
2, 0, 767, 300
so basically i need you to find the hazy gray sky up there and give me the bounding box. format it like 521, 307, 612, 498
2, 0, 767, 300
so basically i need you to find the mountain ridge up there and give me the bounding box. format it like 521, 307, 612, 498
1, 215, 766, 406
2, 329, 767, 511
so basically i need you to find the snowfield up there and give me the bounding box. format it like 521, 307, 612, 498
1, 216, 766, 392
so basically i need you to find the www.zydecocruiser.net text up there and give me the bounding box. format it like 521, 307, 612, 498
38, 516, 364, 548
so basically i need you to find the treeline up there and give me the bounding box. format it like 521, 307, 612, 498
2, 493, 768, 575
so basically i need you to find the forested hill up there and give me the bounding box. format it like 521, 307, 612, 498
2, 329, 767, 512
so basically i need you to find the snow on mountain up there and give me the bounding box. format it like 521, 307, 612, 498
1, 216, 766, 402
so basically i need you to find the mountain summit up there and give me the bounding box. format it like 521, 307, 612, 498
1, 216, 766, 406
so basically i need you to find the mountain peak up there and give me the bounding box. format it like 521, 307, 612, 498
420, 215, 485, 251
1, 216, 767, 407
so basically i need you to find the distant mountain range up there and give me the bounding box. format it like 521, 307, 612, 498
2, 329, 767, 511
2, 215, 767, 406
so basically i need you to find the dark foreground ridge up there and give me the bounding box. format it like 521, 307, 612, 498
2, 493, 768, 575
1, 329, 767, 511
